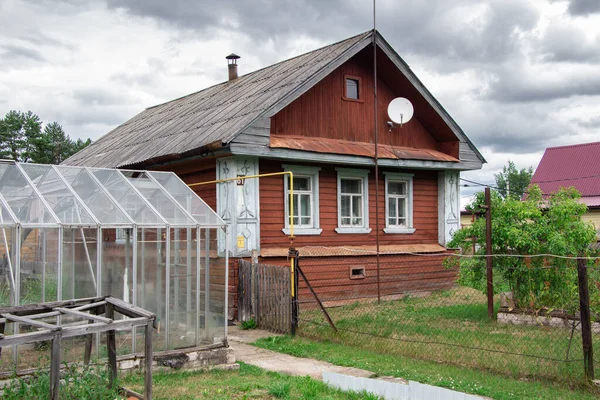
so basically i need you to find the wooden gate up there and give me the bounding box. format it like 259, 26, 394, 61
238, 260, 291, 334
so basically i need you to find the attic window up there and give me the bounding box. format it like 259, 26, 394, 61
344, 76, 363, 102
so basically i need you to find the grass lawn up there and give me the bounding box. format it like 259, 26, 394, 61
297, 287, 600, 383
254, 335, 600, 400
122, 362, 380, 400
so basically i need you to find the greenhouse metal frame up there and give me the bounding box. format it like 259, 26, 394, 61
0, 161, 228, 368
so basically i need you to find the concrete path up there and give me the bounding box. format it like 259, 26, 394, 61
227, 326, 488, 400
228, 325, 375, 380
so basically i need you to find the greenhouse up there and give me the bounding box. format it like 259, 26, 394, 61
0, 161, 228, 370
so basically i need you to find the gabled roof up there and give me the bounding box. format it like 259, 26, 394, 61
64, 30, 484, 168
530, 141, 600, 206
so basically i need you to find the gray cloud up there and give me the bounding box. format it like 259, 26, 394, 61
574, 116, 600, 129
539, 23, 600, 63
0, 44, 46, 63
568, 0, 600, 15
106, 0, 539, 69
452, 101, 574, 154
488, 68, 600, 103
72, 87, 132, 107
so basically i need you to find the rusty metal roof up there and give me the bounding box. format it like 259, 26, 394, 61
270, 135, 459, 163
530, 141, 600, 206
63, 32, 372, 168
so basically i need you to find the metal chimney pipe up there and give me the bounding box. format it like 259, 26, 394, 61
226, 53, 240, 81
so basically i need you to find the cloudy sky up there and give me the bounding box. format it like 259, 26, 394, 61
1, 0, 600, 206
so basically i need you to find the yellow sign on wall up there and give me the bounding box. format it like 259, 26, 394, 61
237, 236, 245, 248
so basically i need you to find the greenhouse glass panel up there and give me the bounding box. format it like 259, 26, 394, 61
199, 227, 226, 344
19, 228, 60, 305
149, 171, 222, 226
0, 224, 17, 307
89, 168, 165, 226
120, 170, 196, 226
0, 194, 17, 227
20, 164, 97, 225
56, 166, 132, 225
62, 227, 99, 300
0, 163, 58, 225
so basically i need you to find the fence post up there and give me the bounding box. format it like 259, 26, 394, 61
484, 187, 494, 320
289, 248, 299, 336
251, 249, 258, 320
577, 257, 595, 381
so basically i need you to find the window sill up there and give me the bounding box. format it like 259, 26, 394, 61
335, 227, 372, 234
383, 227, 416, 234
282, 228, 323, 236
341, 96, 364, 103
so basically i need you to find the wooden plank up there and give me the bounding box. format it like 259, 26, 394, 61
0, 296, 105, 316
50, 334, 61, 400
106, 297, 158, 329
145, 323, 153, 400
84, 304, 97, 365
1, 313, 61, 332
0, 321, 4, 358
55, 307, 113, 324
106, 303, 118, 389
119, 386, 145, 400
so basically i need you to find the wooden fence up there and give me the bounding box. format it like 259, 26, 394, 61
238, 260, 291, 334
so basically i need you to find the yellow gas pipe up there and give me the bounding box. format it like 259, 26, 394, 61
188, 171, 297, 297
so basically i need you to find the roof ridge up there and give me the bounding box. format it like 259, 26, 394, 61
546, 141, 600, 151
146, 30, 372, 111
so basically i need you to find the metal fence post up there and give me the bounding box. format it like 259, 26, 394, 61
577, 257, 594, 381
289, 248, 299, 336
484, 187, 494, 320
251, 249, 258, 321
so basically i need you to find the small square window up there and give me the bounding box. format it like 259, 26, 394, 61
346, 78, 359, 100
350, 266, 366, 280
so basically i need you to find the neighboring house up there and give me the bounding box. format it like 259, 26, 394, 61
530, 141, 600, 231
65, 30, 485, 304
460, 210, 476, 228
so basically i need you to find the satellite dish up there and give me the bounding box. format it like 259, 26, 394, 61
387, 97, 414, 126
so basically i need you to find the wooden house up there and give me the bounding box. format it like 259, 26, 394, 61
530, 141, 600, 234
65, 30, 485, 306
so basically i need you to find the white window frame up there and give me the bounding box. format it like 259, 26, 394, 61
282, 165, 322, 235
384, 172, 415, 234
335, 168, 371, 234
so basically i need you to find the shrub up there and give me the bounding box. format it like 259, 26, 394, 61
447, 186, 599, 314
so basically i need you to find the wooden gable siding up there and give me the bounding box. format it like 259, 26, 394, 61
258, 159, 439, 250
270, 48, 451, 154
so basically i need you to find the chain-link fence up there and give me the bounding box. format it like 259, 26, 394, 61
296, 250, 599, 384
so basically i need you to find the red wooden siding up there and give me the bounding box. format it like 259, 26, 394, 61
253, 254, 455, 305
271, 48, 457, 156
258, 159, 439, 250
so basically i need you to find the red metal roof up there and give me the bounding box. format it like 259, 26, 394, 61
270, 135, 459, 163
530, 141, 600, 206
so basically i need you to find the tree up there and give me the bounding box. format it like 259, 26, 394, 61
72, 137, 92, 154
0, 111, 92, 164
33, 122, 75, 164
447, 185, 599, 314
0, 110, 43, 162
494, 160, 533, 200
